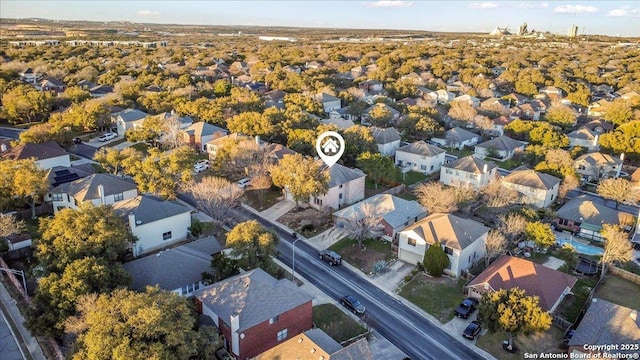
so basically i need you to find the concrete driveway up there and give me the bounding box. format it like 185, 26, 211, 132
305, 226, 348, 250
259, 199, 296, 221
442, 312, 487, 345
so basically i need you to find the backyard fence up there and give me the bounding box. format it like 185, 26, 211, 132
609, 266, 640, 285
551, 314, 572, 331
14, 203, 53, 220
382, 184, 406, 195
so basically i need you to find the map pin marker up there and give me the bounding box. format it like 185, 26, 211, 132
316, 131, 345, 168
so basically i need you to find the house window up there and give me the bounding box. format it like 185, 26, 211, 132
51, 193, 63, 201
421, 165, 427, 171
162, 231, 172, 240
277, 329, 288, 342
444, 246, 453, 255
408, 238, 417, 246
430, 165, 434, 171
339, 193, 343, 199
269, 315, 279, 324
445, 168, 453, 174
114, 192, 124, 201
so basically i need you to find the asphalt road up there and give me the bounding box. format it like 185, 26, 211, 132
0, 127, 23, 140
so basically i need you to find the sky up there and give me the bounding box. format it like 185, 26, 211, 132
1, 1, 639, 37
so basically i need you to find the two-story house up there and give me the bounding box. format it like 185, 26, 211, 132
500, 169, 561, 208
567, 127, 599, 151
555, 195, 634, 242
183, 121, 228, 152
474, 136, 526, 160
574, 152, 623, 182
48, 173, 138, 212
427, 89, 455, 104
256, 328, 373, 360
193, 268, 314, 359
395, 141, 446, 175
397, 213, 489, 277
440, 156, 497, 190
432, 127, 480, 150
309, 163, 366, 210
319, 93, 342, 113
370, 127, 401, 156
113, 108, 149, 135
1, 141, 71, 170
452, 94, 480, 108
320, 111, 355, 130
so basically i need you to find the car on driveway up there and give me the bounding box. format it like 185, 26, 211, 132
237, 177, 251, 188
318, 250, 342, 265
341, 295, 365, 315
454, 297, 479, 319
462, 320, 482, 340
194, 163, 209, 173
195, 159, 210, 167
98, 133, 117, 142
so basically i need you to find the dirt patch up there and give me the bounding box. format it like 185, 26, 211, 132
342, 244, 390, 273
277, 207, 333, 238
398, 273, 466, 323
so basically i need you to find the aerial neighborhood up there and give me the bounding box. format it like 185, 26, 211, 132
0, 11, 639, 360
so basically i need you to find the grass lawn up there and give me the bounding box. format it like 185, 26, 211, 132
91, 163, 106, 173
393, 170, 427, 185
106, 138, 127, 147
396, 190, 417, 201
243, 188, 283, 211
398, 273, 466, 323
329, 237, 395, 273
595, 275, 640, 309
493, 158, 523, 170
476, 327, 564, 360
130, 142, 150, 154
446, 148, 474, 158
365, 178, 389, 198
313, 304, 367, 343
556, 277, 597, 323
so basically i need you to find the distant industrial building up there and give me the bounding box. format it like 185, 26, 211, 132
568, 25, 579, 38
258, 36, 297, 42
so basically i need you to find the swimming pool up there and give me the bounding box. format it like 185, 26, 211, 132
556, 238, 604, 256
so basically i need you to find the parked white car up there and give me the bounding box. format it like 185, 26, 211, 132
98, 133, 118, 142
237, 178, 251, 188
194, 163, 210, 173
195, 159, 210, 167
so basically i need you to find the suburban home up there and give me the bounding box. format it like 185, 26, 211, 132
89, 84, 114, 98
474, 136, 526, 160
359, 79, 384, 93
183, 121, 228, 152
395, 141, 446, 175
320, 112, 355, 130
362, 103, 400, 125
255, 328, 373, 360
452, 94, 480, 108
511, 103, 541, 121
113, 108, 149, 135
319, 93, 342, 113
440, 156, 497, 190
583, 119, 614, 134
574, 152, 623, 182
432, 127, 480, 150
263, 89, 286, 109
308, 163, 366, 210
500, 169, 560, 208
19, 68, 38, 84
1, 141, 71, 170
397, 213, 489, 277
488, 115, 510, 136
263, 143, 297, 164
555, 195, 634, 242
333, 194, 426, 240
206, 133, 266, 159
568, 298, 640, 357
48, 173, 138, 212
38, 78, 66, 93
502, 93, 528, 106
112, 195, 192, 257
568, 127, 599, 151
587, 99, 610, 117
193, 268, 314, 360
45, 165, 95, 188
480, 97, 510, 114
123, 236, 222, 296
5, 233, 32, 252
370, 127, 401, 156
154, 111, 193, 129
466, 255, 577, 313
427, 89, 455, 104
400, 72, 425, 85
539, 86, 564, 97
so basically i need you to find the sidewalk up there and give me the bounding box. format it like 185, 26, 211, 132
258, 199, 295, 221
0, 282, 46, 360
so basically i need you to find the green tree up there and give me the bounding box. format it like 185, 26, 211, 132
269, 153, 329, 208
123, 147, 195, 199
227, 111, 274, 138
213, 79, 231, 97
66, 287, 209, 360
599, 224, 634, 281
478, 288, 551, 341
423, 242, 450, 277
1, 84, 52, 124
597, 178, 640, 209
284, 93, 323, 115
0, 159, 49, 217
367, 104, 393, 128
342, 125, 377, 166
93, 147, 138, 175
61, 86, 91, 104
603, 99, 634, 126
202, 253, 240, 285
357, 151, 395, 188
544, 105, 576, 128
125, 115, 165, 146
398, 112, 443, 142
226, 220, 279, 270
525, 222, 555, 251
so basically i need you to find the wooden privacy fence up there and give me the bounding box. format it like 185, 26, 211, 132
609, 265, 640, 285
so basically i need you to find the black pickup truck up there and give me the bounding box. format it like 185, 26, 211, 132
454, 298, 479, 319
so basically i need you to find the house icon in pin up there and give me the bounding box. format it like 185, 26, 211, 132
322, 137, 339, 154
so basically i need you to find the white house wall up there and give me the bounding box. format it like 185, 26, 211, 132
395, 151, 445, 175
132, 211, 191, 256
440, 167, 496, 190
377, 141, 401, 157
310, 176, 365, 210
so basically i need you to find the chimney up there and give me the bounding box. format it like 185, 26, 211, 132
631, 309, 637, 321
128, 212, 136, 229
255, 135, 260, 145
98, 184, 105, 204
594, 134, 599, 146
0, 143, 6, 152
620, 153, 625, 161
483, 164, 488, 173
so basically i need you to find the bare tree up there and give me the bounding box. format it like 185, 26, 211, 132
473, 115, 494, 136
482, 181, 520, 210
161, 115, 186, 149
414, 181, 475, 213
558, 174, 580, 200
448, 101, 477, 123
247, 162, 273, 208
214, 139, 266, 178
184, 176, 243, 227
600, 224, 633, 281
485, 230, 507, 267
597, 178, 640, 209
0, 213, 24, 241
498, 214, 527, 245
343, 203, 385, 248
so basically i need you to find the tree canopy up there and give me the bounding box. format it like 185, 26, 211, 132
525, 222, 555, 250
226, 220, 279, 270
423, 242, 450, 276
269, 153, 329, 207
478, 287, 551, 336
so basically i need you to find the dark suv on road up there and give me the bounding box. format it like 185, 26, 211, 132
341, 295, 366, 315
319, 250, 342, 265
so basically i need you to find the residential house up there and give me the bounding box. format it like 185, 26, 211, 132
488, 115, 510, 136
48, 173, 138, 212
1, 141, 71, 170
112, 195, 192, 257
503, 93, 528, 106
308, 163, 366, 210
113, 108, 148, 135
397, 213, 489, 277
440, 156, 497, 190
193, 268, 314, 359
123, 236, 222, 296
255, 328, 374, 360
359, 79, 383, 93
395, 141, 446, 175
555, 195, 634, 241
446, 80, 468, 94
362, 103, 400, 125
320, 112, 355, 130
45, 165, 95, 188
587, 99, 610, 117
568, 299, 640, 357
89, 84, 114, 98
480, 97, 510, 114
154, 111, 193, 129
452, 94, 480, 108
263, 143, 297, 164
183, 121, 228, 152
500, 170, 560, 208
263, 89, 286, 109
400, 72, 425, 85
427, 89, 455, 105
19, 68, 38, 84
205, 133, 266, 159
333, 194, 426, 240
511, 103, 541, 120
350, 66, 366, 79
574, 152, 623, 182
567, 127, 599, 150
319, 93, 342, 113
539, 86, 564, 97
370, 127, 401, 156
467, 255, 577, 313
77, 79, 97, 89
530, 98, 550, 114
38, 78, 66, 93
432, 127, 480, 150
474, 136, 526, 160
583, 119, 614, 134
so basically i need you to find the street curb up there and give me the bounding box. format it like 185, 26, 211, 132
0, 282, 46, 360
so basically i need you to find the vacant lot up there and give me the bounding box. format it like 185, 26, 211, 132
242, 188, 282, 211
476, 327, 564, 360
329, 237, 395, 273
595, 275, 640, 309
398, 273, 466, 323
278, 207, 333, 238
313, 304, 367, 343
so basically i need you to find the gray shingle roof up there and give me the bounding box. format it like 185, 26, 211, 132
443, 156, 496, 173
476, 135, 525, 151
185, 121, 227, 137
370, 127, 401, 144
401, 213, 489, 250
397, 141, 445, 157
323, 163, 366, 188
568, 127, 597, 140
556, 195, 632, 227
192, 268, 313, 332
445, 127, 479, 144
575, 152, 622, 167
501, 169, 560, 190
569, 298, 640, 350
304, 328, 342, 354
333, 194, 426, 228
321, 93, 341, 103
112, 195, 190, 225
1, 141, 68, 161
116, 108, 148, 122
123, 236, 222, 291
51, 173, 137, 202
